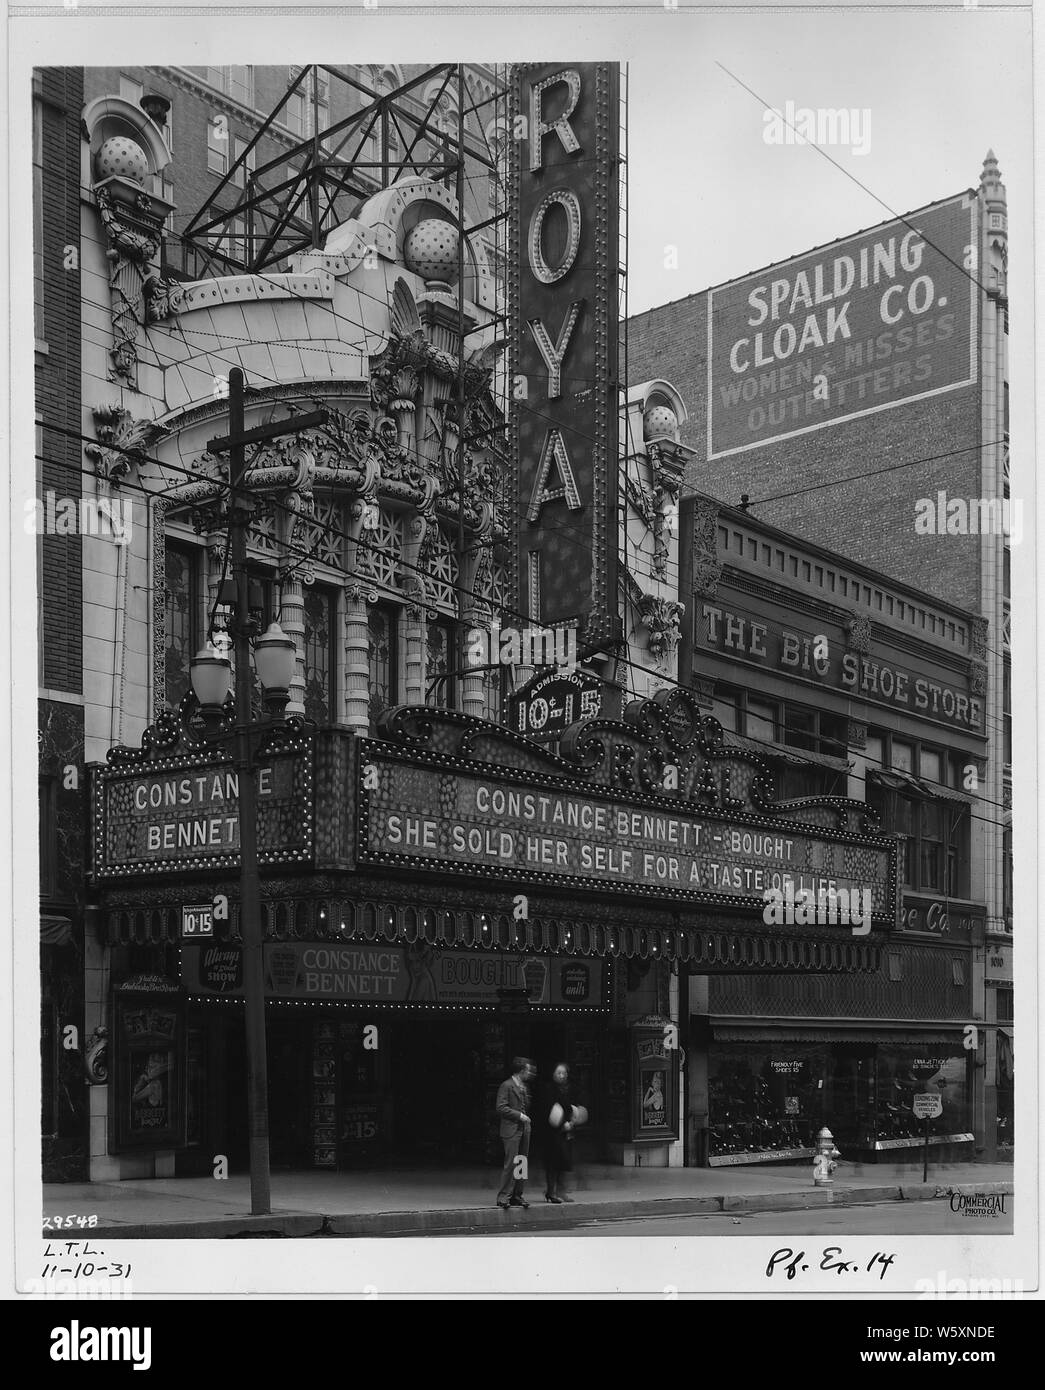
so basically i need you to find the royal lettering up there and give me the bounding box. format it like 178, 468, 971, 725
515, 62, 619, 634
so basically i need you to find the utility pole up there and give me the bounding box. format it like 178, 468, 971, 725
208, 368, 326, 1215
455, 62, 468, 713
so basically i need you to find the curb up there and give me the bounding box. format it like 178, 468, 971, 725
326, 1195, 726, 1237
899, 1181, 1013, 1204
76, 1213, 325, 1240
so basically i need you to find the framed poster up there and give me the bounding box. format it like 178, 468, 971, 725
630, 1024, 680, 1142
112, 985, 186, 1152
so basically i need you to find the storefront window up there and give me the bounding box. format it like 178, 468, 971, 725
873, 1048, 971, 1146
368, 604, 398, 731
745, 698, 776, 744
708, 1045, 828, 1160
919, 802, 944, 891
425, 618, 455, 708
303, 585, 336, 725
894, 795, 916, 885
782, 705, 816, 752
712, 691, 738, 732
710, 1043, 972, 1161
945, 806, 970, 897
867, 772, 969, 897
778, 766, 845, 800
891, 740, 914, 773
717, 685, 846, 758
164, 542, 199, 710
919, 748, 941, 783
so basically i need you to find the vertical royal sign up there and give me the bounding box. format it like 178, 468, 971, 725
510, 63, 621, 649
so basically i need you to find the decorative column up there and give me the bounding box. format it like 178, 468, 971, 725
343, 477, 380, 733
343, 578, 376, 733
400, 467, 439, 705
272, 442, 318, 717
279, 563, 308, 717
650, 446, 686, 583
461, 531, 494, 722
402, 514, 429, 708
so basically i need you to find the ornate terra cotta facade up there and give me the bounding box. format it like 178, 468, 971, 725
76, 87, 514, 1176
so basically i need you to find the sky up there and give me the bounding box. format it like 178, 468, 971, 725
624, 9, 1034, 314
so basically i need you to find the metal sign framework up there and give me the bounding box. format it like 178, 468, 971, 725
178, 63, 508, 279
172, 62, 631, 717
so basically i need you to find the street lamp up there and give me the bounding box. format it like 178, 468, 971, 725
253, 622, 296, 716
189, 643, 232, 728
189, 622, 295, 1217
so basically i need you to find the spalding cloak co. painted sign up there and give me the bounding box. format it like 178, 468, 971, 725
706, 193, 978, 458
510, 63, 621, 650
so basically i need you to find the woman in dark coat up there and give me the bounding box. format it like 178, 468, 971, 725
543, 1062, 577, 1203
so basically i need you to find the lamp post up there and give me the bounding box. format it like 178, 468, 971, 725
200, 367, 326, 1217
189, 621, 295, 1217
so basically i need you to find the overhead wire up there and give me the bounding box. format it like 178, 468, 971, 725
32, 436, 1018, 827
67, 280, 1017, 629
34, 418, 1016, 723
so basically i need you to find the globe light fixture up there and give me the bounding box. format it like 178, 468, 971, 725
253, 621, 296, 715
189, 643, 232, 727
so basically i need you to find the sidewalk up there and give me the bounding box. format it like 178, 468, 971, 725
42, 1160, 1014, 1238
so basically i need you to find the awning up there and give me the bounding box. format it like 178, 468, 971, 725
40, 915, 72, 946
868, 769, 974, 805
725, 733, 850, 773
712, 1024, 969, 1046
102, 896, 880, 972
869, 768, 933, 796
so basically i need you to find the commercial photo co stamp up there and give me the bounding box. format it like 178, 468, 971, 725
939, 1188, 1009, 1218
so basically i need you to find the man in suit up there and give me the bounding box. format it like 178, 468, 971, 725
495, 1057, 536, 1209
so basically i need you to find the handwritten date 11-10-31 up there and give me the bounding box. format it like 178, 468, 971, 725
766, 1248, 897, 1281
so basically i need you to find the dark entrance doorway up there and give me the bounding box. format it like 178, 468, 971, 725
388, 1017, 486, 1163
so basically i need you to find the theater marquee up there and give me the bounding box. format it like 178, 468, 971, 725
356, 744, 898, 924
92, 745, 313, 879
510, 62, 620, 647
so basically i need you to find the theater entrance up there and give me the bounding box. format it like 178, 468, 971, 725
386, 1017, 491, 1163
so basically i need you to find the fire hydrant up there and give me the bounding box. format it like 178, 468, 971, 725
813, 1127, 841, 1187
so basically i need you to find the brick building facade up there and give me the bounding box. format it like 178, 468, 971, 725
630, 165, 1013, 1159
34, 67, 89, 1181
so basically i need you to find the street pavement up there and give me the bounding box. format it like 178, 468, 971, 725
41, 1160, 1014, 1239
